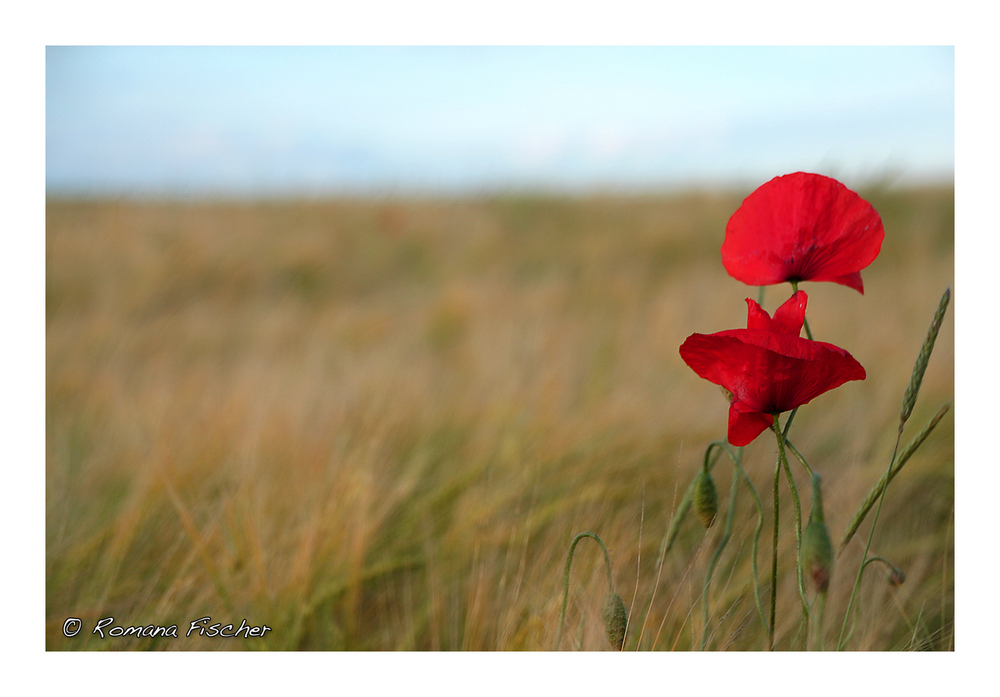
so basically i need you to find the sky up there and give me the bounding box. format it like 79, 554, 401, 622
45, 46, 954, 196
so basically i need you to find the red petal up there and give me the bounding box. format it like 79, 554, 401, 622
827, 271, 865, 294
680, 328, 866, 442
721, 172, 884, 292
745, 291, 807, 336
745, 297, 774, 331
772, 291, 807, 335
728, 330, 867, 411
679, 332, 752, 393
728, 401, 774, 446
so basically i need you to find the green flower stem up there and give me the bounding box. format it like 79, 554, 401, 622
715, 443, 768, 639
655, 442, 726, 566
783, 438, 815, 477
770, 449, 780, 650
703, 440, 726, 473
863, 556, 905, 580
837, 431, 903, 650
554, 532, 616, 650
812, 591, 827, 651
636, 442, 727, 649
656, 475, 697, 568
636, 440, 724, 646
700, 466, 740, 650
782, 407, 799, 438
773, 420, 813, 646
843, 556, 907, 645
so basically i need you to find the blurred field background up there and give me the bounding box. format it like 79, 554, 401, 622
46, 185, 953, 650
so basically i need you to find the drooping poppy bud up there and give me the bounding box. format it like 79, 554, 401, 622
601, 591, 628, 650
802, 474, 834, 594
693, 470, 718, 529
888, 567, 906, 587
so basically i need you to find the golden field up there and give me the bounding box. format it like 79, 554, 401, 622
46, 187, 953, 650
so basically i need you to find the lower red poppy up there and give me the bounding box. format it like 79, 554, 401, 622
679, 294, 866, 446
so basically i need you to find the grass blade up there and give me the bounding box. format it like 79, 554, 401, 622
840, 403, 950, 551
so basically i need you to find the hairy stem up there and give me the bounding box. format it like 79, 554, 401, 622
837, 431, 902, 650
770, 450, 779, 650
774, 420, 813, 645
700, 467, 740, 649
554, 532, 615, 650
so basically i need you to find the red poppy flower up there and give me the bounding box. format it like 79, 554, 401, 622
721, 172, 884, 293
679, 291, 866, 446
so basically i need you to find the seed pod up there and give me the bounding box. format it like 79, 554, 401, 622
601, 591, 628, 650
693, 470, 718, 528
802, 519, 834, 593
802, 474, 833, 593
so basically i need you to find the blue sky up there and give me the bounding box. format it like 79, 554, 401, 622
46, 46, 954, 195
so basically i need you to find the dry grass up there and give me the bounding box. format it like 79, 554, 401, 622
46, 187, 953, 650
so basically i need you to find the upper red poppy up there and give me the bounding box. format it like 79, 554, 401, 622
679, 291, 866, 446
721, 172, 884, 293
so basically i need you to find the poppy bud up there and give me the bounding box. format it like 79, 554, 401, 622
693, 470, 718, 528
802, 474, 833, 593
888, 568, 906, 587
601, 591, 628, 650
802, 520, 834, 593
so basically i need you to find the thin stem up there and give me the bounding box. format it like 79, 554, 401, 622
737, 471, 768, 641
554, 532, 616, 650
782, 407, 799, 438
773, 420, 813, 645
812, 592, 827, 651
837, 431, 904, 650
638, 442, 725, 649
770, 449, 780, 650
700, 466, 740, 650
863, 555, 905, 580
716, 443, 768, 639
655, 442, 725, 568
783, 438, 815, 477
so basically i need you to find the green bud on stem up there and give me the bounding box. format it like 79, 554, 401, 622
693, 470, 718, 528
602, 591, 628, 650
802, 474, 834, 593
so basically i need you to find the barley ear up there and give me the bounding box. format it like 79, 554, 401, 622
900, 288, 950, 428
